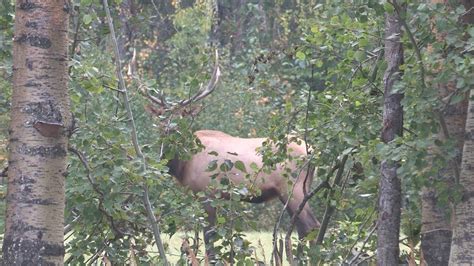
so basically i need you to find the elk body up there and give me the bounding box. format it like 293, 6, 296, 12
168, 130, 320, 257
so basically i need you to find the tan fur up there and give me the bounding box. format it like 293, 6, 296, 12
169, 130, 320, 256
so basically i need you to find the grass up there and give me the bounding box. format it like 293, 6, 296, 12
160, 231, 297, 265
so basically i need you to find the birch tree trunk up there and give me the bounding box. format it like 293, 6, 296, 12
2, 0, 71, 264
449, 88, 474, 264
377, 5, 404, 265
421, 1, 473, 264
448, 2, 474, 263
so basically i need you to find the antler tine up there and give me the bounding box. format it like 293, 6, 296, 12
179, 49, 221, 107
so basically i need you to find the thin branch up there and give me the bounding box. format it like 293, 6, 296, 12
68, 147, 102, 196
271, 157, 312, 266
348, 223, 377, 265
284, 180, 331, 265
69, 6, 82, 75
343, 208, 376, 262
315, 154, 349, 244
102, 0, 168, 263
390, 0, 427, 90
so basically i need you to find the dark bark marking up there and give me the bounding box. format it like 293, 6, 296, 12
465, 130, 474, 141
25, 58, 33, 70
17, 143, 67, 158
24, 81, 40, 87
63, 1, 70, 13
421, 230, 452, 266
18, 1, 40, 11
18, 198, 56, 205
11, 220, 45, 233
25, 21, 38, 29
2, 236, 64, 265
35, 74, 50, 80
24, 101, 63, 124
16, 34, 52, 49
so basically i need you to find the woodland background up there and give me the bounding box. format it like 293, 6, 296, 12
0, 0, 473, 265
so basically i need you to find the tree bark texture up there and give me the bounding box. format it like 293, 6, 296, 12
420, 1, 472, 264
449, 88, 474, 264
448, 2, 474, 263
377, 8, 404, 266
2, 0, 71, 265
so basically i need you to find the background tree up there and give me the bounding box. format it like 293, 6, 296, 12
2, 0, 71, 264
376, 2, 404, 264
448, 0, 474, 263
449, 88, 474, 264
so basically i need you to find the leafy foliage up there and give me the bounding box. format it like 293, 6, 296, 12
0, 0, 473, 264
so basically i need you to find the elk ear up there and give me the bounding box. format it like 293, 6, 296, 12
144, 104, 165, 116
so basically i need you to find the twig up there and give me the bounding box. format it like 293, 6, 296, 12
284, 180, 330, 265
271, 157, 312, 265
102, 0, 168, 263
390, 0, 427, 90
315, 155, 349, 244
343, 208, 376, 262
69, 6, 82, 75
69, 146, 130, 239
68, 147, 102, 196
348, 223, 377, 265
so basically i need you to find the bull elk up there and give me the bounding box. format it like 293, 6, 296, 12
167, 130, 320, 258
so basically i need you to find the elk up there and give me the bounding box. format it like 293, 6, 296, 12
167, 130, 320, 257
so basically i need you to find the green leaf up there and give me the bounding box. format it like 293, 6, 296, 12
234, 160, 247, 173
220, 159, 234, 172
359, 38, 369, 48
83, 14, 92, 25
384, 3, 394, 13
354, 51, 365, 61
468, 26, 474, 38
450, 93, 465, 105
296, 51, 306, 60
206, 160, 218, 172
217, 216, 226, 224
250, 162, 259, 171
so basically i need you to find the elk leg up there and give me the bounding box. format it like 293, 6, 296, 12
279, 191, 320, 240
203, 201, 217, 262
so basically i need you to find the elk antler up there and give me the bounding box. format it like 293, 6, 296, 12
143, 49, 220, 112
178, 50, 221, 107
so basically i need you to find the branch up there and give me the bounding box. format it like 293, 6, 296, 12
102, 0, 168, 263
348, 223, 377, 265
343, 208, 376, 262
271, 156, 313, 265
315, 154, 349, 244
68, 146, 129, 239
284, 180, 330, 265
68, 147, 102, 196
390, 0, 427, 90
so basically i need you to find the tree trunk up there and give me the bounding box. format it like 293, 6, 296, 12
377, 6, 404, 265
420, 1, 473, 264
448, 1, 474, 263
449, 88, 474, 264
2, 0, 71, 264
